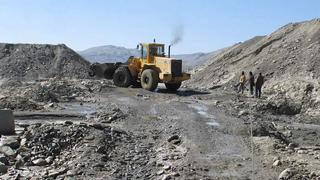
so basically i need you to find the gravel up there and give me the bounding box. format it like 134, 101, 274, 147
0, 43, 90, 80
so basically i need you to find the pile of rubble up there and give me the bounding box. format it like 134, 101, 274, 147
252, 127, 320, 179
0, 78, 114, 111
0, 96, 42, 111
0, 43, 90, 80
0, 122, 156, 179
25, 80, 87, 103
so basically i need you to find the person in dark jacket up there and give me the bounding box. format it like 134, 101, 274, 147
249, 72, 255, 95
255, 73, 264, 98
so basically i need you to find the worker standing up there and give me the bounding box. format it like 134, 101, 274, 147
249, 72, 255, 96
255, 73, 264, 98
238, 71, 246, 94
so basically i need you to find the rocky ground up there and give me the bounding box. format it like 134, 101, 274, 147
1, 18, 320, 180
0, 78, 319, 179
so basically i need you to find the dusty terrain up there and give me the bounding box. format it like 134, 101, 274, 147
1, 18, 320, 179
0, 78, 319, 180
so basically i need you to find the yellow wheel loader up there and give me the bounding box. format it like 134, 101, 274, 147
89, 43, 190, 91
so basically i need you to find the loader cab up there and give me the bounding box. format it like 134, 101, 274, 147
139, 43, 165, 63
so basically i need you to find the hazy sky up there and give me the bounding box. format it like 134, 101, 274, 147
0, 0, 320, 53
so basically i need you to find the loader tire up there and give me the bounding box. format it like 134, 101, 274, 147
113, 66, 132, 87
88, 70, 95, 77
104, 67, 115, 79
141, 69, 159, 91
165, 82, 181, 91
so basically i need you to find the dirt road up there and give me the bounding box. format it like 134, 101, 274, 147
86, 86, 276, 179
4, 83, 317, 179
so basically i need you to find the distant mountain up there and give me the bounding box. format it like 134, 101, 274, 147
78, 45, 220, 69
172, 50, 223, 71
78, 45, 139, 63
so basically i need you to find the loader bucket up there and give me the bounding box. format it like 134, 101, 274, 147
89, 62, 123, 79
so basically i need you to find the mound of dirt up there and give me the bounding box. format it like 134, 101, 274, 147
186, 18, 320, 116
0, 43, 90, 80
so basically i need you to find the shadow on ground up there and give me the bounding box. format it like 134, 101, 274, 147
156, 88, 210, 97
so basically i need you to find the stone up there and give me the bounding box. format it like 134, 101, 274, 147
14, 159, 24, 169
282, 130, 292, 137
0, 146, 15, 156
44, 103, 54, 109
0, 162, 8, 174
167, 135, 182, 144
0, 110, 15, 135
20, 138, 27, 147
32, 158, 47, 166
45, 156, 54, 164
47, 168, 68, 178
287, 143, 298, 149
238, 110, 249, 116
278, 168, 296, 180
91, 123, 107, 130
273, 160, 281, 167
157, 170, 164, 175
171, 172, 180, 177
66, 169, 77, 176
0, 136, 20, 149
309, 171, 316, 178
64, 121, 73, 125
84, 135, 95, 141
163, 165, 171, 170
0, 154, 9, 165
297, 150, 306, 154
96, 146, 106, 154
273, 156, 280, 162
162, 174, 172, 180
167, 135, 179, 142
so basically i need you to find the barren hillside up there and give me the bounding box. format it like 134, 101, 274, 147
186, 19, 320, 116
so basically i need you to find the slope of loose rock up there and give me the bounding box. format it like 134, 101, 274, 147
0, 43, 91, 80
186, 19, 320, 116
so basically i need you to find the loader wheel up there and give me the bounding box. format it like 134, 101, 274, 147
141, 69, 159, 91
88, 65, 96, 77
88, 70, 95, 77
104, 66, 116, 79
113, 66, 132, 87
165, 82, 181, 91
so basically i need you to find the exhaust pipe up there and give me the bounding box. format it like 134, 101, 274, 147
168, 45, 171, 58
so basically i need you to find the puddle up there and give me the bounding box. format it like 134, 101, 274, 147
117, 97, 131, 102
290, 122, 320, 130
150, 105, 158, 115
60, 103, 97, 118
188, 104, 220, 127
206, 122, 220, 126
